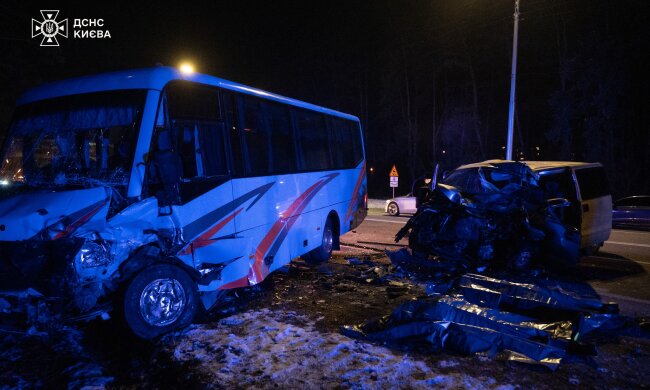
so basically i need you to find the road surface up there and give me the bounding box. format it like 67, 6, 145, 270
341, 209, 650, 316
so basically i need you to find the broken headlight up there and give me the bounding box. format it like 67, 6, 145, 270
77, 241, 110, 268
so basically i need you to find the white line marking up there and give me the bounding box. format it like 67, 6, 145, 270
605, 241, 650, 249
585, 255, 650, 266
612, 229, 650, 235
594, 290, 650, 306
365, 218, 407, 224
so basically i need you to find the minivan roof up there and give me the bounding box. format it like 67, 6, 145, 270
457, 159, 602, 172
16, 66, 359, 121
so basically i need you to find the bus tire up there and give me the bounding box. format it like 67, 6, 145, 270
123, 264, 198, 339
302, 218, 334, 264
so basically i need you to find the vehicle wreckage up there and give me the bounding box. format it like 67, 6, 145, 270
343, 160, 631, 368
342, 270, 648, 369
396, 160, 612, 271
0, 67, 367, 337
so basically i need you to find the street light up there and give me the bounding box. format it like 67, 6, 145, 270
506, 0, 520, 161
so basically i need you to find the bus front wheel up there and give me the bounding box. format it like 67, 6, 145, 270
123, 264, 199, 339
302, 218, 334, 265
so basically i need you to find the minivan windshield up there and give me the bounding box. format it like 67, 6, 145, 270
442, 165, 538, 195
0, 90, 146, 189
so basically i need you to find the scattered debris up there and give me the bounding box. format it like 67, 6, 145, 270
343, 268, 649, 369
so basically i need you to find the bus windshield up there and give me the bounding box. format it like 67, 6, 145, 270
0, 90, 146, 189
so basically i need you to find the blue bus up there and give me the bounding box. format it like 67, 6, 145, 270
0, 67, 367, 337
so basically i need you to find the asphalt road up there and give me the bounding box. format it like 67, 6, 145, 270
340, 209, 650, 316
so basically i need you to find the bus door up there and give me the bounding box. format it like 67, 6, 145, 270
147, 83, 237, 268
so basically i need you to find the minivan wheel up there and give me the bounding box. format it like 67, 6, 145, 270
581, 244, 601, 256
302, 218, 334, 265
123, 264, 198, 339
387, 202, 400, 216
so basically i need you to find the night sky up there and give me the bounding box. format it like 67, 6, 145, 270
1, 0, 649, 197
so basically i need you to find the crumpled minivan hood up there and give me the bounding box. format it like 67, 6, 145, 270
0, 186, 110, 241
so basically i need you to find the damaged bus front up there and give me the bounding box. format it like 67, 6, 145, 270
0, 89, 148, 328
0, 68, 367, 337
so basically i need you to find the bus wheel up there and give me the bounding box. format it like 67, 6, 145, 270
123, 264, 198, 339
302, 218, 334, 265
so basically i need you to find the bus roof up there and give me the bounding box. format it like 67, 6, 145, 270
17, 66, 360, 121
457, 159, 602, 172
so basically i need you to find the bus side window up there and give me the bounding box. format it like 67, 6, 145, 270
164, 82, 229, 203
238, 95, 270, 176
221, 91, 244, 176
262, 102, 297, 173
330, 118, 363, 168
294, 109, 330, 171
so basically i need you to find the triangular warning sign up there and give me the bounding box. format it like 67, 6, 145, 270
389, 165, 399, 177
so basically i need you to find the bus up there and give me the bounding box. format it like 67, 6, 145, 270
0, 66, 367, 338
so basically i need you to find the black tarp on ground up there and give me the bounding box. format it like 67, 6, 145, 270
342, 262, 648, 369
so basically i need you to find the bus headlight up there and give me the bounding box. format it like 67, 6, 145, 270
77, 241, 110, 268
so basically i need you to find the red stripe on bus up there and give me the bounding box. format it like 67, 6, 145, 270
54, 199, 108, 240
249, 179, 325, 283
218, 275, 249, 290
179, 208, 243, 256
345, 161, 366, 223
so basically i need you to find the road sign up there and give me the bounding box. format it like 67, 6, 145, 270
389, 165, 399, 197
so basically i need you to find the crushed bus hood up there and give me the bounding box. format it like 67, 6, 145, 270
0, 186, 169, 328
0, 186, 110, 241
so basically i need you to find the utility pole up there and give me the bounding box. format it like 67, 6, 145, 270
506, 0, 520, 161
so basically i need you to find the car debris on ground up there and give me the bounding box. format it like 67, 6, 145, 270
341, 247, 649, 370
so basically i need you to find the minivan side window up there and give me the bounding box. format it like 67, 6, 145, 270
575, 167, 609, 200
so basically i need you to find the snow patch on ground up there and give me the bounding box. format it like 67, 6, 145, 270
166, 309, 502, 389
0, 326, 112, 388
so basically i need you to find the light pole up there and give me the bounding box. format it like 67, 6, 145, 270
506, 0, 520, 161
